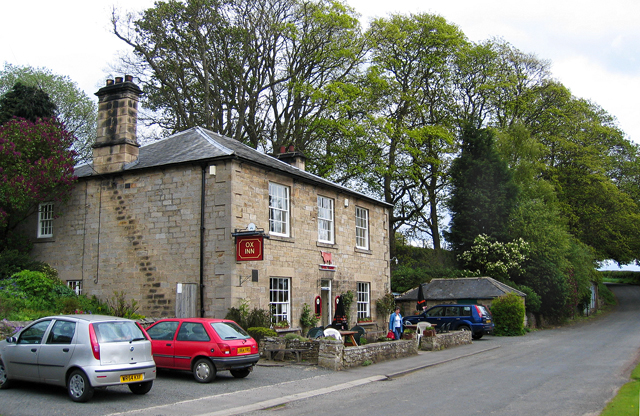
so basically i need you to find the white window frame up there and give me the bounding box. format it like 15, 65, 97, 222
38, 202, 54, 238
270, 277, 291, 324
67, 280, 82, 295
357, 282, 370, 320
269, 182, 290, 237
317, 196, 334, 244
355, 206, 369, 249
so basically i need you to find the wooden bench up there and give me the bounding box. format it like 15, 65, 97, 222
264, 348, 309, 363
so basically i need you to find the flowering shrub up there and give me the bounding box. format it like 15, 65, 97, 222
0, 319, 23, 339
458, 234, 530, 282
0, 117, 77, 245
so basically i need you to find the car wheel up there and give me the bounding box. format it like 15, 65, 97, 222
230, 368, 251, 379
67, 370, 95, 402
403, 320, 413, 326
0, 360, 12, 389
128, 380, 153, 395
193, 358, 216, 383
458, 325, 470, 332
472, 333, 483, 340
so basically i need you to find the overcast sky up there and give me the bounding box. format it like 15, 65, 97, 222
2, 0, 637, 143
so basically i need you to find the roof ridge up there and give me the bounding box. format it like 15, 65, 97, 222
195, 127, 234, 155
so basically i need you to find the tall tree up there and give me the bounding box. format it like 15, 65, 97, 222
0, 82, 56, 124
446, 125, 519, 256
0, 64, 97, 161
112, 0, 365, 152
346, 13, 465, 257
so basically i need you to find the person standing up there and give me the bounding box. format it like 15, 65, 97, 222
389, 306, 403, 341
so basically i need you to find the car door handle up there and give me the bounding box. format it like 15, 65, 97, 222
166, 343, 172, 347
31, 348, 37, 353
63, 348, 70, 352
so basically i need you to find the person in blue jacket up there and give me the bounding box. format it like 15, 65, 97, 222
389, 306, 403, 341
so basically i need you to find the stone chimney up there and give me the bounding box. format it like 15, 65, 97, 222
92, 75, 142, 174
276, 145, 306, 171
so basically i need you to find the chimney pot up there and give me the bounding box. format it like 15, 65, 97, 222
125, 75, 134, 82
279, 146, 286, 154
288, 145, 295, 152
115, 76, 123, 83
106, 79, 114, 86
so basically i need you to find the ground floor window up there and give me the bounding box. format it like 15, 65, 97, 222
67, 280, 82, 295
270, 277, 290, 325
357, 282, 370, 320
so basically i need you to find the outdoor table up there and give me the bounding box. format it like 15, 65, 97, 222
339, 330, 358, 347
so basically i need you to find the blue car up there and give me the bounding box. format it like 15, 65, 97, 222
403, 304, 494, 339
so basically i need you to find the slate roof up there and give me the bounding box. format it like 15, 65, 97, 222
74, 126, 391, 207
396, 277, 526, 301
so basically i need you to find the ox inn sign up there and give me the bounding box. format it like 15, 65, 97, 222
236, 235, 264, 261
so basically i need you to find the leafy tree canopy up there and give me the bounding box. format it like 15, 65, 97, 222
0, 63, 97, 161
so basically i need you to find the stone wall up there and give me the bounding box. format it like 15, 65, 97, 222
262, 337, 417, 371
341, 339, 417, 369
262, 337, 320, 364
420, 330, 472, 351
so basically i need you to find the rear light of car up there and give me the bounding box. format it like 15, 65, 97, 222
217, 343, 231, 355
89, 323, 100, 360
475, 305, 483, 318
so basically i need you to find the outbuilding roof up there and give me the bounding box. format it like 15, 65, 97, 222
396, 277, 526, 301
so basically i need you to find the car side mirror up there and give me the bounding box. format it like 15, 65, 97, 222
6, 336, 17, 344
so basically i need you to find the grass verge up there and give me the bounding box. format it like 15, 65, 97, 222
600, 362, 640, 415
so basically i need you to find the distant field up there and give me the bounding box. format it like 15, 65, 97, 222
600, 270, 640, 285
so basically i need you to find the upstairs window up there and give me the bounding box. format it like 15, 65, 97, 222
269, 183, 290, 236
355, 207, 369, 249
317, 196, 334, 243
38, 202, 54, 238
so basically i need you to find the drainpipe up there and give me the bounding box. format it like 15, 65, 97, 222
200, 164, 206, 317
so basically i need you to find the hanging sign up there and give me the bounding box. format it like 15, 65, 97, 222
236, 236, 263, 261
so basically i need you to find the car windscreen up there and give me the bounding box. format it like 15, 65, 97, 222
210, 322, 251, 340
94, 321, 146, 343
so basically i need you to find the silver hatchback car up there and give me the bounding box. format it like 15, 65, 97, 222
0, 315, 156, 402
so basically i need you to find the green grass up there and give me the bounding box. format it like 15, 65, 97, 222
600, 361, 640, 415
599, 270, 640, 285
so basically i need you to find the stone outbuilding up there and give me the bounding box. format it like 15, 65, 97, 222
21, 76, 392, 330
395, 277, 526, 315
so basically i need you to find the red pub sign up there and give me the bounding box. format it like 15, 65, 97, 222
236, 236, 264, 261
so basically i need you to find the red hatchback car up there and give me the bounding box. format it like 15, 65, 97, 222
145, 318, 259, 382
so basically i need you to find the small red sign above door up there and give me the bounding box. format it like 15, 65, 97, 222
236, 236, 264, 261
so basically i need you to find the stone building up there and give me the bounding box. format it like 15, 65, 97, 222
22, 76, 392, 329
395, 277, 526, 315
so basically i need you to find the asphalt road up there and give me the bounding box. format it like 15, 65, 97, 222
1, 284, 638, 416
241, 283, 640, 416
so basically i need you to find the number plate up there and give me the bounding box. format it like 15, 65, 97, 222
237, 347, 251, 354
485, 320, 492, 323
120, 373, 143, 383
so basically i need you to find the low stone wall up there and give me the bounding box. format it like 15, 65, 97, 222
261, 337, 418, 370
420, 330, 472, 351
261, 337, 320, 364
341, 339, 417, 369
